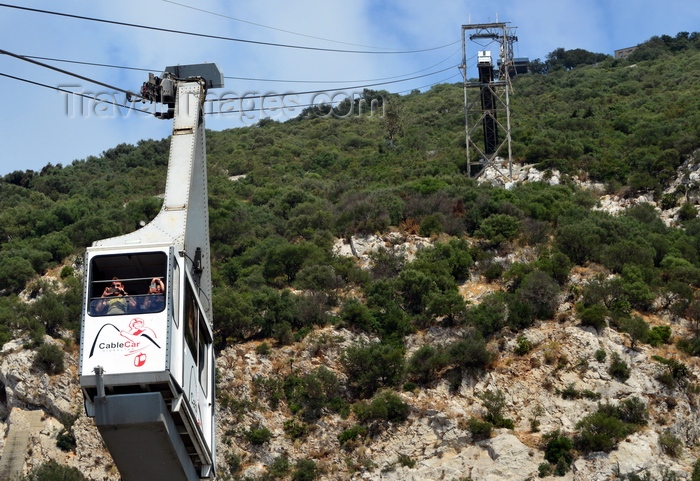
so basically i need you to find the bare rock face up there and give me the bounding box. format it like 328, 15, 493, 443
0, 338, 75, 421
0, 337, 118, 480
1, 314, 700, 480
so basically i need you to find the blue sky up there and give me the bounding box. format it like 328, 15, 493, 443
0, 0, 698, 176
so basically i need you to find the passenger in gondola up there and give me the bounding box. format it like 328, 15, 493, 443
95, 278, 137, 315
141, 277, 165, 312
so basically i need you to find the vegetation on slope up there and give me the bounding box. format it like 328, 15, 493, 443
2, 31, 700, 479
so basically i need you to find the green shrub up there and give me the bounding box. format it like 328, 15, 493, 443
609, 352, 631, 382
338, 424, 367, 445
466, 293, 508, 337
407, 344, 449, 385
419, 214, 443, 237
616, 396, 648, 426
479, 390, 514, 429
294, 264, 340, 291
353, 390, 409, 423
59, 265, 74, 278
654, 356, 690, 389
268, 455, 291, 478
340, 299, 377, 332
448, 332, 495, 375
679, 202, 698, 221
292, 459, 318, 481
245, 424, 272, 445
581, 389, 602, 401
692, 459, 700, 481
397, 454, 416, 468
403, 381, 417, 392
538, 462, 553, 477
594, 349, 607, 362
476, 214, 521, 246
514, 336, 533, 355
620, 315, 649, 349
227, 453, 242, 475
33, 343, 65, 375
574, 410, 634, 453
578, 303, 607, 331
677, 335, 700, 356
647, 325, 672, 346
341, 341, 406, 398
530, 405, 544, 433
561, 383, 580, 400
255, 341, 271, 356
283, 366, 344, 421
251, 375, 284, 411
659, 431, 683, 457
574, 401, 643, 453
56, 429, 76, 452
468, 417, 493, 441
283, 419, 309, 440
542, 430, 574, 476
18, 460, 86, 481
517, 270, 560, 320
482, 261, 505, 281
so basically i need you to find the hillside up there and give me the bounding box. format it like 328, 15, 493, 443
2, 32, 700, 480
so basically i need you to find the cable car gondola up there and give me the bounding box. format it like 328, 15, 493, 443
79, 64, 223, 481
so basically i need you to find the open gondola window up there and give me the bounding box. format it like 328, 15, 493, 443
88, 252, 168, 316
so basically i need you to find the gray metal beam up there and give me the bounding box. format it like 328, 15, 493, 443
95, 392, 199, 481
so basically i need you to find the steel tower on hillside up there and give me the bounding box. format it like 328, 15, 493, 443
459, 22, 526, 182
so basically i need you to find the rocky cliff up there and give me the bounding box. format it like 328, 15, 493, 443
3, 163, 700, 480
3, 273, 700, 480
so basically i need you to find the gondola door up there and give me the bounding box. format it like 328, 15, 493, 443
182, 274, 214, 454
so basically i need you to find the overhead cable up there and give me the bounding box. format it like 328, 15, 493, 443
20, 55, 152, 74
0, 49, 143, 99
0, 3, 460, 55
0, 71, 371, 116
18, 47, 461, 85
0, 72, 146, 113
200, 64, 459, 103
161, 0, 403, 51
4, 48, 457, 102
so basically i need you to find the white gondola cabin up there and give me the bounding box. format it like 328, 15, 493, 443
79, 64, 223, 481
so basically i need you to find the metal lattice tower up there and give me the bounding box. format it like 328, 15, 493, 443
459, 22, 520, 181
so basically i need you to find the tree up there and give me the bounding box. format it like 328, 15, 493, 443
0, 255, 35, 293
340, 299, 377, 332
542, 430, 574, 476
407, 344, 449, 385
448, 331, 495, 374
382, 99, 404, 141
578, 303, 608, 331
574, 409, 635, 453
478, 390, 514, 428
517, 270, 560, 320
33, 343, 65, 375
341, 341, 405, 398
395, 268, 438, 315
545, 47, 610, 71
475, 214, 521, 246
263, 241, 318, 283
426, 290, 467, 325
292, 459, 318, 481
213, 288, 254, 348
621, 316, 649, 350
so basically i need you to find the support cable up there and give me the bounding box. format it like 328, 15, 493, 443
0, 49, 143, 100
0, 3, 459, 55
